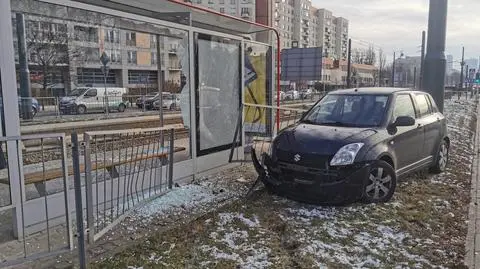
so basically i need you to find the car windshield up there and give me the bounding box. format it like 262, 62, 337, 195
301, 94, 389, 127
68, 88, 88, 97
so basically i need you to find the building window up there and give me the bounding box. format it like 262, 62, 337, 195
241, 7, 250, 16
220, 8, 225, 13
126, 32, 136, 46
127, 51, 137, 64
197, 0, 202, 3
74, 26, 98, 43
230, 0, 235, 4
150, 34, 157, 48
106, 49, 121, 63
128, 70, 158, 84
208, 0, 214, 3
80, 47, 100, 63
77, 68, 116, 85
104, 29, 119, 43
219, 0, 225, 3
151, 52, 157, 65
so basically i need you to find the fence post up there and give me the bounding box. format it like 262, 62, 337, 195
71, 133, 87, 269
168, 129, 174, 189
83, 133, 95, 244
55, 97, 60, 118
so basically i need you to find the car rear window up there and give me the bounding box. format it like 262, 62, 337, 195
414, 94, 431, 117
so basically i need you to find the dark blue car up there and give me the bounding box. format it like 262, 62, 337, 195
252, 88, 449, 205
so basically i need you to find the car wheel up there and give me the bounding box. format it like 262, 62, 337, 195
363, 160, 397, 203
431, 140, 449, 174
170, 103, 176, 110
77, 105, 86, 114
118, 104, 126, 112
32, 107, 37, 117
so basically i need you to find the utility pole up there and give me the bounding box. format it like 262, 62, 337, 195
459, 46, 465, 89
156, 34, 164, 127
423, 0, 448, 113
391, 52, 396, 87
420, 31, 426, 90
16, 13, 33, 120
413, 66, 417, 89
466, 64, 469, 88
347, 39, 352, 88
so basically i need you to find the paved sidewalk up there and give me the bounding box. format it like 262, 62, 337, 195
466, 104, 480, 268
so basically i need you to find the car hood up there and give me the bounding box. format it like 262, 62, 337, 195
60, 96, 77, 103
273, 123, 377, 156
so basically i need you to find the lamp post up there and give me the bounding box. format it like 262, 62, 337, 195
100, 52, 110, 117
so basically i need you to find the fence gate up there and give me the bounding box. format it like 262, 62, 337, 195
79, 127, 178, 243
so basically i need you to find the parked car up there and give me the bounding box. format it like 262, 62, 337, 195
18, 96, 40, 117
59, 87, 127, 114
153, 93, 180, 110
274, 91, 286, 103
136, 93, 158, 110
0, 96, 39, 119
284, 90, 299, 100
299, 88, 314, 99
252, 87, 449, 205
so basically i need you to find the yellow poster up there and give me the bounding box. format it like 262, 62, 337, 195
244, 48, 268, 134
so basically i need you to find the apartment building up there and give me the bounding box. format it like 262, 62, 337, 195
272, 1, 348, 59
10, 11, 183, 96
181, 0, 255, 21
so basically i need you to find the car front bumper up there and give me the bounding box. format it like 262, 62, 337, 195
252, 150, 371, 205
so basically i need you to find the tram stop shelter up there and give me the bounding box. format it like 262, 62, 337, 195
0, 0, 279, 247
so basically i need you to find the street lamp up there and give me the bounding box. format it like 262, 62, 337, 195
100, 52, 110, 117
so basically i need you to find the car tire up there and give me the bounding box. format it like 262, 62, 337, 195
32, 107, 37, 117
430, 140, 449, 174
363, 160, 397, 204
118, 104, 126, 112
170, 103, 176, 110
77, 105, 86, 114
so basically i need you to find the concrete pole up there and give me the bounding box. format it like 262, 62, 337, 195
420, 31, 426, 90
391, 52, 396, 87
347, 39, 352, 88
413, 66, 417, 89
16, 13, 33, 120
460, 47, 465, 89
156, 34, 164, 128
423, 0, 448, 112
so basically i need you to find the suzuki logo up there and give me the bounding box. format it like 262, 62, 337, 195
294, 154, 301, 162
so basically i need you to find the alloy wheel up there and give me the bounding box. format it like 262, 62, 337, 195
365, 167, 393, 201
438, 144, 448, 171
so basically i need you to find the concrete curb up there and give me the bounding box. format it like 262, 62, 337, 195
466, 101, 480, 268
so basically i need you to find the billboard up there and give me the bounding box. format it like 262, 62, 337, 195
244, 43, 272, 134
281, 47, 323, 81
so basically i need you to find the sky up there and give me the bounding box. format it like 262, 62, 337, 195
311, 0, 480, 69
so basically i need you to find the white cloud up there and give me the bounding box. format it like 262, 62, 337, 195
311, 0, 480, 62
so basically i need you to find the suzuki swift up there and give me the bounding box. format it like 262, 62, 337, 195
252, 88, 449, 204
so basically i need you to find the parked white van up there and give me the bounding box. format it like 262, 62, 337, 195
59, 87, 128, 114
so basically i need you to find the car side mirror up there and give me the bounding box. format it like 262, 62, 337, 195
394, 116, 415, 127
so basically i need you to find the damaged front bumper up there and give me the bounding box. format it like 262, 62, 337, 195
251, 149, 372, 205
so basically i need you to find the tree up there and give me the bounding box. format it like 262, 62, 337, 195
364, 45, 376, 66
351, 46, 376, 66
21, 16, 78, 95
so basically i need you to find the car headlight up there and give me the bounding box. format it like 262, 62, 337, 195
330, 143, 364, 166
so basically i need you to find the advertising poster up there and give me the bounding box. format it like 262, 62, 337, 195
244, 44, 270, 134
